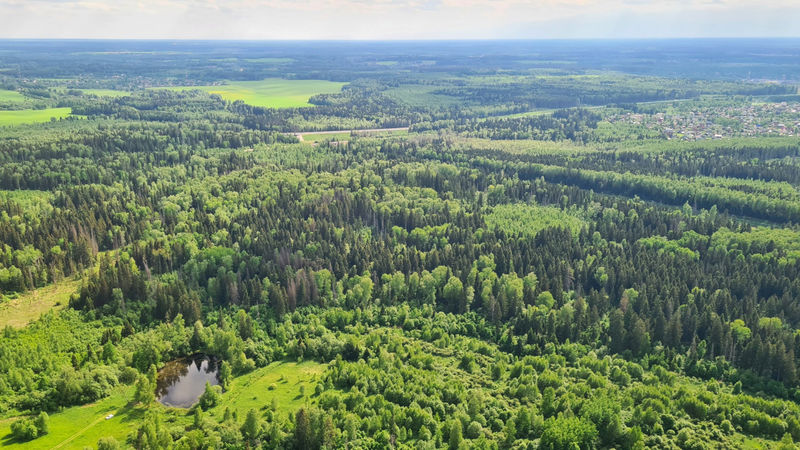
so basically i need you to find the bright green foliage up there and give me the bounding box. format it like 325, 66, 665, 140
539, 416, 598, 450
240, 408, 262, 441
219, 360, 232, 390
485, 203, 586, 238
96, 436, 121, 450
133, 375, 154, 405
198, 382, 222, 410
9, 412, 49, 442
448, 419, 463, 450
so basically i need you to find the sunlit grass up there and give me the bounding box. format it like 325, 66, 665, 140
209, 360, 326, 421
159, 78, 345, 108
0, 90, 25, 103
0, 108, 72, 126
0, 279, 80, 329
0, 386, 139, 449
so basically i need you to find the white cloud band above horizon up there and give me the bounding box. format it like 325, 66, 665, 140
0, 0, 798, 40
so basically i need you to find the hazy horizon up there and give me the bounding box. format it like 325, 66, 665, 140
1, 37, 799, 42
1, 0, 798, 40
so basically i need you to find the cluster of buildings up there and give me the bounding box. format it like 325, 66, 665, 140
607, 102, 800, 141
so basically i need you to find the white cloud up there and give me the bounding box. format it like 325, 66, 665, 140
0, 0, 797, 39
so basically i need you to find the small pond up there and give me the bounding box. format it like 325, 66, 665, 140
156, 355, 219, 408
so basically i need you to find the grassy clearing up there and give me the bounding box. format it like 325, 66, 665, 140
0, 90, 25, 103
161, 78, 345, 108
383, 84, 461, 107
299, 129, 409, 144
0, 386, 140, 449
501, 108, 557, 119
80, 89, 132, 98
210, 361, 326, 421
353, 129, 408, 139
300, 132, 353, 144
0, 361, 326, 448
0, 108, 72, 126
455, 136, 596, 156
0, 279, 80, 329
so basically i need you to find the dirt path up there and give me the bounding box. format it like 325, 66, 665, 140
51, 414, 107, 450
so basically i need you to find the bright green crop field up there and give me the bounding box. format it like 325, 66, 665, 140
160, 78, 346, 108
0, 108, 72, 126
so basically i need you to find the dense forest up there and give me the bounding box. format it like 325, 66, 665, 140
1, 40, 800, 449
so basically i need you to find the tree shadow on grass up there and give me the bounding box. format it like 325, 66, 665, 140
0, 431, 20, 447
115, 401, 147, 425
0, 424, 36, 447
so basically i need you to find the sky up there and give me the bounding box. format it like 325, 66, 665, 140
0, 0, 798, 40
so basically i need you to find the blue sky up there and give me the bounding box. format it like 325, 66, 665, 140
0, 0, 798, 39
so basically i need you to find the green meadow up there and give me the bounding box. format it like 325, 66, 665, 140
0, 108, 72, 126
0, 386, 139, 449
0, 90, 25, 103
209, 361, 326, 421
0, 361, 325, 448
383, 84, 462, 107
298, 132, 353, 144
161, 78, 346, 108
0, 279, 79, 329
298, 129, 409, 144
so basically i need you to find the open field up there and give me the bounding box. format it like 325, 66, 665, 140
295, 127, 409, 143
0, 108, 72, 126
0, 90, 25, 103
80, 89, 132, 97
209, 360, 326, 421
0, 279, 80, 329
383, 84, 462, 107
297, 131, 352, 144
0, 386, 139, 449
160, 78, 345, 108
0, 360, 326, 448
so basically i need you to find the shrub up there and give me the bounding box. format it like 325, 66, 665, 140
198, 382, 222, 410
10, 413, 48, 442
10, 418, 39, 441
466, 421, 483, 439
539, 416, 598, 450
97, 436, 122, 450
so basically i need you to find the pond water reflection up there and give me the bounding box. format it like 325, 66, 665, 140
156, 355, 219, 408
